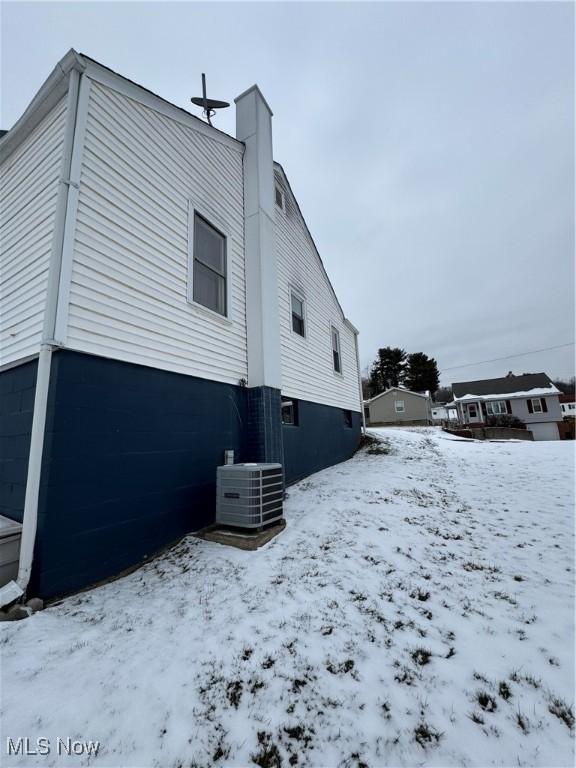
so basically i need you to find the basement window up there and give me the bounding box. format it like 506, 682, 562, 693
291, 291, 306, 337
282, 397, 298, 426
188, 208, 227, 317
343, 409, 353, 428
331, 326, 342, 373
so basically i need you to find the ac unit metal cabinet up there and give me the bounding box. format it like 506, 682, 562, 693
216, 463, 283, 528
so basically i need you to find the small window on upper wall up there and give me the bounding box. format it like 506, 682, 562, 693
275, 186, 285, 210
394, 400, 405, 413
189, 209, 227, 316
531, 398, 543, 414
291, 291, 305, 337
331, 326, 342, 373
281, 397, 298, 426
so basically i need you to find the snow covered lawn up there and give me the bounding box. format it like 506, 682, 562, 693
2, 428, 574, 767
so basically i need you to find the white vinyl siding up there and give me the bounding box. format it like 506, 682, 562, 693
274, 169, 360, 412
65, 81, 247, 384
0, 97, 67, 366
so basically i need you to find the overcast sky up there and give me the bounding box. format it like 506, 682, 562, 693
2, 1, 574, 385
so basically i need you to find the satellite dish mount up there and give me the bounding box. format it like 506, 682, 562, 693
191, 74, 229, 126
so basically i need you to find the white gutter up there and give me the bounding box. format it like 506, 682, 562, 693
13, 66, 84, 598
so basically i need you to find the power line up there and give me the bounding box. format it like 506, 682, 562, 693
443, 341, 575, 373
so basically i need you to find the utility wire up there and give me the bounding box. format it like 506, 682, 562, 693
442, 341, 575, 373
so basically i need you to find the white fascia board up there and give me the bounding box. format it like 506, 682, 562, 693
344, 318, 359, 335
453, 387, 561, 403
82, 57, 244, 155
0, 49, 85, 163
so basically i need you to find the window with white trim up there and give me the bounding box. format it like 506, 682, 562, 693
486, 400, 507, 415
291, 291, 305, 337
189, 210, 227, 316
331, 326, 342, 373
531, 398, 543, 413
394, 400, 405, 413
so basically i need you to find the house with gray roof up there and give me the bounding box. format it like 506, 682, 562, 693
449, 372, 562, 440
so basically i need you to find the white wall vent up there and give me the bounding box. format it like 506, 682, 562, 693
216, 463, 283, 528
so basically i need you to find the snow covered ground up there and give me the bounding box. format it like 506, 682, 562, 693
2, 428, 574, 768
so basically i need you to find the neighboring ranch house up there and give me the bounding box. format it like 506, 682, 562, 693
0, 50, 363, 600
450, 372, 562, 441
364, 387, 432, 427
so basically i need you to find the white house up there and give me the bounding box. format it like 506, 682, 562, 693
0, 50, 363, 599
560, 395, 575, 417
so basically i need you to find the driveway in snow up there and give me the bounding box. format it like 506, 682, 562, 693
2, 428, 574, 768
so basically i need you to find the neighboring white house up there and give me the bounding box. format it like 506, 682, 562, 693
450, 372, 562, 441
364, 387, 432, 426
560, 395, 575, 417
0, 50, 363, 599
431, 403, 458, 423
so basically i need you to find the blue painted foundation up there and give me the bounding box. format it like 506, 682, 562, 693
0, 359, 38, 523
282, 399, 361, 486
30, 350, 250, 598
5, 350, 361, 599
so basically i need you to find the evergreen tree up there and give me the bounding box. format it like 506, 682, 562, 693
368, 347, 407, 395
404, 352, 440, 394
433, 386, 452, 403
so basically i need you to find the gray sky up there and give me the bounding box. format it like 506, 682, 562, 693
2, 1, 574, 385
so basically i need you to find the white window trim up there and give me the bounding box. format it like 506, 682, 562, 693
289, 287, 307, 339
187, 200, 232, 325
275, 185, 285, 211
486, 400, 507, 416
330, 323, 343, 376
394, 400, 405, 413
531, 398, 543, 414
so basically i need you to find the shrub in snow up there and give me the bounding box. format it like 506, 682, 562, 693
486, 414, 525, 429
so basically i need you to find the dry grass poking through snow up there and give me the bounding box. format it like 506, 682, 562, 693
1, 428, 574, 767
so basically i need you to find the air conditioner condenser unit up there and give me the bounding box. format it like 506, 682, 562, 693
216, 463, 283, 529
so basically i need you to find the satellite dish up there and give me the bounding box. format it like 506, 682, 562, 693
191, 74, 229, 126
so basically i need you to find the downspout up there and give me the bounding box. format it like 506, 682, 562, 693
353, 332, 366, 434
16, 68, 83, 596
